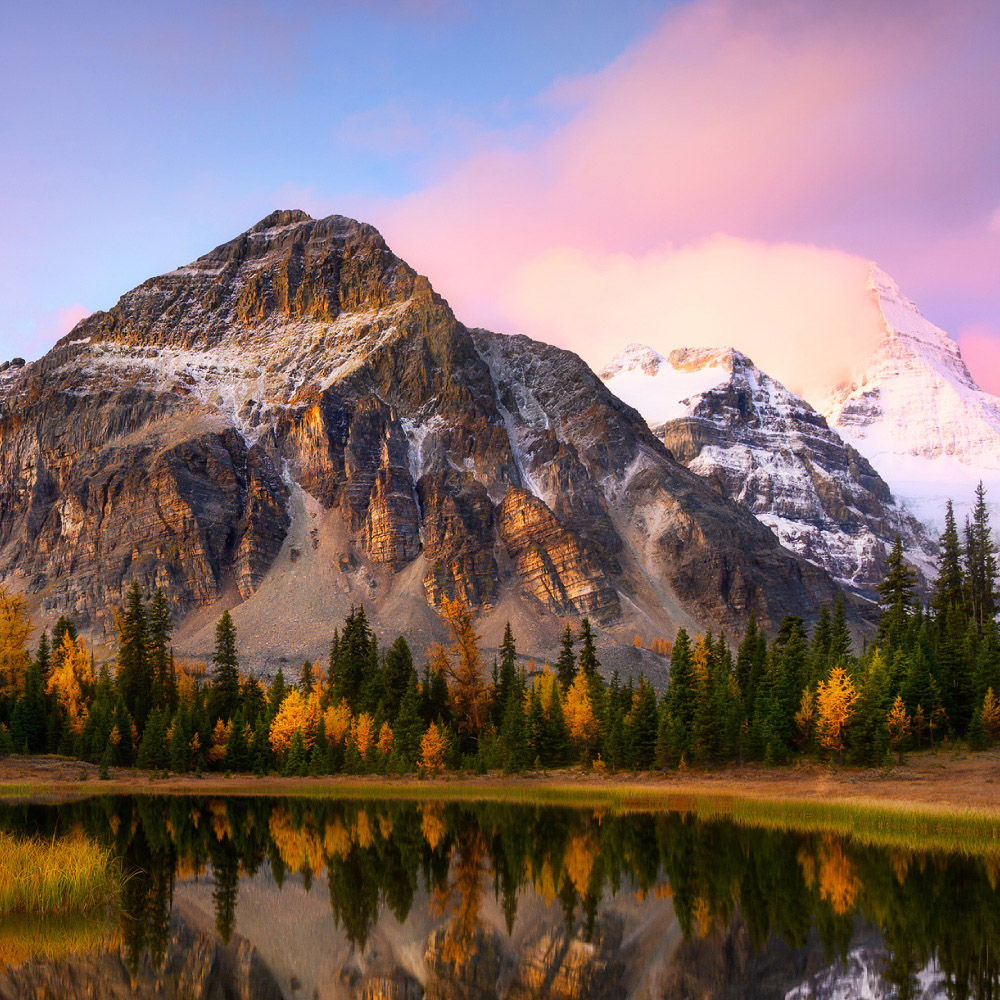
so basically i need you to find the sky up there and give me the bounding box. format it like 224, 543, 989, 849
2, 0, 998, 402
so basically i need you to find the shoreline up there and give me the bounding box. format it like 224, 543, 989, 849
3, 750, 1000, 854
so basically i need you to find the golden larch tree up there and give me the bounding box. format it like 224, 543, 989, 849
420, 722, 447, 774
0, 588, 32, 696
886, 694, 911, 761
564, 672, 599, 757
816, 666, 857, 760
438, 596, 491, 737
269, 689, 321, 755
46, 633, 94, 735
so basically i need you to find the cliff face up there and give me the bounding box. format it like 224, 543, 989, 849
0, 210, 865, 649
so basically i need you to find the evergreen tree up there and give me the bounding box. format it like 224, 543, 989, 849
393, 674, 423, 765
877, 536, 918, 652
934, 501, 965, 616
380, 636, 414, 720
116, 582, 152, 731
147, 589, 174, 710
211, 611, 240, 721
35, 631, 51, 683
624, 679, 658, 769
555, 626, 576, 691
267, 668, 287, 720
967, 482, 998, 631
498, 689, 528, 772
578, 619, 600, 680
829, 595, 852, 667
664, 629, 694, 742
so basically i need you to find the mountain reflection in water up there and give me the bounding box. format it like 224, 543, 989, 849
0, 796, 997, 999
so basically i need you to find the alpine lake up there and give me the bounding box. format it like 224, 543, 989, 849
0, 792, 998, 999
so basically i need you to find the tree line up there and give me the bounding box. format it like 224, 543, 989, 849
0, 485, 997, 775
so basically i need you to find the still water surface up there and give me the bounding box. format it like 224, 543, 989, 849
0, 796, 997, 999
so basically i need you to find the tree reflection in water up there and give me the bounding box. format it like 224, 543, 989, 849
0, 796, 998, 998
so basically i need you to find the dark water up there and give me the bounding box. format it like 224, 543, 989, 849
0, 796, 998, 999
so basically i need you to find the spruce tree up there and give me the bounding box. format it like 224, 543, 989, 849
625, 679, 658, 769
393, 674, 423, 766
665, 629, 694, 740
555, 626, 576, 691
934, 501, 965, 616
147, 589, 173, 710
116, 582, 152, 731
877, 536, 918, 652
211, 611, 240, 722
35, 631, 51, 683
381, 636, 414, 721
578, 619, 600, 680
967, 482, 998, 630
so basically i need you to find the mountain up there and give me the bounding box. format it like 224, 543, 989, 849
600, 344, 936, 597
823, 266, 1000, 532
0, 210, 863, 667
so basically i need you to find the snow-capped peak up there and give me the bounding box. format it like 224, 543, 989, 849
824, 264, 1000, 530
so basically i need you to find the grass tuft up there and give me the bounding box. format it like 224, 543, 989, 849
0, 831, 119, 916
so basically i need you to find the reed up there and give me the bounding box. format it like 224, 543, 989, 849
0, 831, 119, 916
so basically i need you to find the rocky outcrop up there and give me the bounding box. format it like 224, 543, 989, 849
0, 211, 870, 645
602, 343, 936, 597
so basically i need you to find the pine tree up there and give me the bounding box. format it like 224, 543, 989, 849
556, 626, 576, 692
116, 582, 152, 731
934, 501, 965, 616
829, 595, 852, 666
211, 611, 240, 722
967, 482, 998, 631
498, 689, 528, 773
267, 668, 287, 721
665, 629, 694, 745
624, 679, 658, 769
393, 674, 423, 766
577, 619, 600, 680
380, 636, 414, 721
35, 631, 51, 683
877, 536, 918, 652
147, 589, 174, 710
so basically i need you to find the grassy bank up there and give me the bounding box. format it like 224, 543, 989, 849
3, 752, 1000, 856
0, 831, 119, 916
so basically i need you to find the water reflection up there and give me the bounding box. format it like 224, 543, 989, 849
0, 796, 998, 999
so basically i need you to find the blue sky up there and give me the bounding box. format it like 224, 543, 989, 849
1, 0, 662, 357
2, 0, 998, 399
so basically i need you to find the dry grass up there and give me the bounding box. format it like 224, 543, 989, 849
0, 832, 119, 916
0, 914, 111, 966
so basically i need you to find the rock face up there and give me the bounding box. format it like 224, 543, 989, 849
601, 344, 936, 597
0, 210, 865, 648
822, 265, 1000, 534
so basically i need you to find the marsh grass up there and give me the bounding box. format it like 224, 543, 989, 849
243, 779, 1000, 855
0, 913, 111, 966
0, 832, 119, 916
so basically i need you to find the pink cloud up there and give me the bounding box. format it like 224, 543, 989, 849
959, 326, 1000, 395
367, 0, 1000, 397
25, 303, 91, 358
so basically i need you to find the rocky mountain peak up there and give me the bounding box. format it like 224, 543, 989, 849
823, 265, 1000, 530
246, 208, 315, 233
601, 341, 935, 596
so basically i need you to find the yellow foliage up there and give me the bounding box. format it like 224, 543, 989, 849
352, 713, 374, 758
887, 694, 911, 749
438, 596, 490, 735
0, 589, 32, 696
206, 719, 231, 765
794, 687, 815, 750
421, 805, 447, 850
564, 673, 598, 753
816, 837, 859, 915
269, 689, 320, 756
816, 666, 857, 757
563, 831, 598, 898
324, 817, 351, 859
376, 722, 393, 756
354, 810, 374, 849
268, 806, 323, 873
981, 687, 1000, 741
324, 699, 352, 745
419, 723, 447, 775
532, 667, 559, 711
108, 725, 121, 749
46, 635, 93, 736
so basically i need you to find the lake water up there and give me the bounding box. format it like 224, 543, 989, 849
0, 795, 997, 999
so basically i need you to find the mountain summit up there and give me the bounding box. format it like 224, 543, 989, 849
601, 343, 935, 596
823, 265, 1000, 531
0, 211, 861, 666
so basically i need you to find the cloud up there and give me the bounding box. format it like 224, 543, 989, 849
371, 0, 1000, 397
958, 326, 1000, 395
14, 303, 92, 361
505, 237, 883, 403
